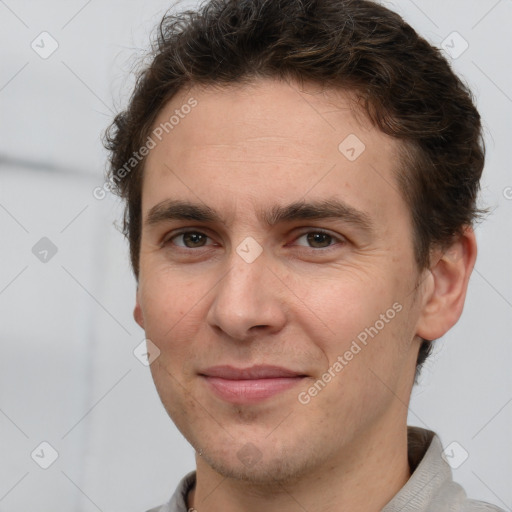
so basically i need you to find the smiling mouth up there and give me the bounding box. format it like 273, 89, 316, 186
199, 365, 308, 404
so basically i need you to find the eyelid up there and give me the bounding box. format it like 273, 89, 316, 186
162, 227, 346, 249
291, 228, 346, 248
163, 228, 216, 247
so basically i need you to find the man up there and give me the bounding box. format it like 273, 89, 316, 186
104, 0, 503, 510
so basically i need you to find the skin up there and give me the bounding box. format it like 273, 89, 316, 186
134, 78, 477, 512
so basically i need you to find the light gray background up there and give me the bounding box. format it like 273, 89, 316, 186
1, 0, 511, 510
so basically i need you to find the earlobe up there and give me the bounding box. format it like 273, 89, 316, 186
416, 226, 477, 341
133, 290, 144, 329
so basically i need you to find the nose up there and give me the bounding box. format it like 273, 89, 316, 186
206, 246, 287, 341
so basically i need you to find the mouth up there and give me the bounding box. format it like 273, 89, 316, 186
199, 365, 308, 404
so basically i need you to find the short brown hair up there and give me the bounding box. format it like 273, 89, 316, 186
104, 0, 486, 380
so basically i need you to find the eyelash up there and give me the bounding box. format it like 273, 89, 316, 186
164, 228, 345, 251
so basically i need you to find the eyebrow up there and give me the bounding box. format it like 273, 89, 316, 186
145, 198, 374, 233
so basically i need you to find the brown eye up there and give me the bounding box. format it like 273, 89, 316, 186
170, 231, 210, 248
306, 232, 333, 248
295, 230, 342, 249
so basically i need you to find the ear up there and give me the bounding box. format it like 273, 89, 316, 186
133, 287, 144, 329
416, 226, 477, 341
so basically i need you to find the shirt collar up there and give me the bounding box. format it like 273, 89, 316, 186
160, 426, 465, 512
382, 426, 467, 512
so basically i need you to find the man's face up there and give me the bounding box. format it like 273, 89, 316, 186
135, 79, 426, 483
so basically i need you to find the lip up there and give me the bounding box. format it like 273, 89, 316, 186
200, 365, 305, 380
200, 365, 307, 404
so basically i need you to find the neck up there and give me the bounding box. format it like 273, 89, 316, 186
187, 419, 411, 512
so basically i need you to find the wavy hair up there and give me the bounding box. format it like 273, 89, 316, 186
104, 0, 486, 380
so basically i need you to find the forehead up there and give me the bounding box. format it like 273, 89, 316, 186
149, 79, 378, 159
142, 78, 407, 229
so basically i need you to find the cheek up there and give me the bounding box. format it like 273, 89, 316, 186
300, 273, 393, 343
139, 272, 204, 349
298, 269, 411, 391
142, 266, 204, 312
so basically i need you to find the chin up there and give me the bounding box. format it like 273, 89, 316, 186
206, 455, 302, 486
196, 436, 324, 488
